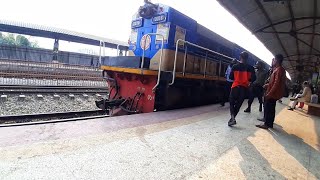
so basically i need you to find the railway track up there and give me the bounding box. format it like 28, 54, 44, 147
0, 110, 109, 127
0, 85, 108, 94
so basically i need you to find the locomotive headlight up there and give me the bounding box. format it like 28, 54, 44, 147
152, 13, 167, 24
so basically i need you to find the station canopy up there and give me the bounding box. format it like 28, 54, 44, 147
217, 0, 320, 81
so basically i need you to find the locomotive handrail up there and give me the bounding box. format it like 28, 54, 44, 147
116, 44, 126, 56
169, 39, 235, 86
140, 33, 165, 92
204, 52, 208, 77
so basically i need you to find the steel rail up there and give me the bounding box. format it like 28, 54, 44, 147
0, 110, 108, 127
0, 85, 108, 89
0, 114, 110, 128
0, 85, 108, 94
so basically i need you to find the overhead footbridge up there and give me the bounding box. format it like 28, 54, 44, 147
0, 19, 128, 51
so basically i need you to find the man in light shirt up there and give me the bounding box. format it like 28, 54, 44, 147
288, 81, 312, 110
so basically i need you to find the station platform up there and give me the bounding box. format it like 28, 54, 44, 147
0, 99, 319, 179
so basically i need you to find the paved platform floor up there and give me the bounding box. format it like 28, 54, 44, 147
0, 98, 319, 180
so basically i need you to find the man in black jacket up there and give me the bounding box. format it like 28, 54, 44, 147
228, 52, 256, 126
244, 61, 268, 113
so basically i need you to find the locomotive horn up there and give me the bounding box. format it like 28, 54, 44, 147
139, 0, 158, 19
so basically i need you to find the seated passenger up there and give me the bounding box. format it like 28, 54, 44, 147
288, 81, 312, 111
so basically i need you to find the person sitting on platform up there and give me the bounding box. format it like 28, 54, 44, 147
288, 81, 312, 111
292, 83, 302, 97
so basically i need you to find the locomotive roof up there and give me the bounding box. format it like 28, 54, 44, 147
197, 23, 267, 66
197, 24, 235, 49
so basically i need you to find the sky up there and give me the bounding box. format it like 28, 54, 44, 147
0, 0, 275, 65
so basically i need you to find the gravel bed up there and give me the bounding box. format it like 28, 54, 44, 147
0, 94, 107, 116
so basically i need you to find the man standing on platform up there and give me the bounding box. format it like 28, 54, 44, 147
256, 54, 286, 129
228, 51, 256, 126
244, 61, 268, 112
257, 65, 273, 122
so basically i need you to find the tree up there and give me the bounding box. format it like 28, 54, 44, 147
0, 33, 40, 48
3, 33, 16, 46
16, 35, 31, 47
0, 32, 3, 44
30, 41, 39, 48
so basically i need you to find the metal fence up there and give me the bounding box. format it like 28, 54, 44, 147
0, 45, 102, 66
0, 45, 107, 87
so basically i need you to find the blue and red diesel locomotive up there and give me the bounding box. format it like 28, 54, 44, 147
96, 2, 269, 115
